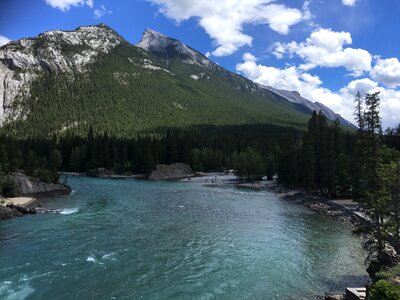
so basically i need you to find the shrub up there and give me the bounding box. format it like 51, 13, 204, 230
369, 280, 400, 300
34, 169, 53, 184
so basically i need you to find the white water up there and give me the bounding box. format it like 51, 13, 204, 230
59, 208, 79, 215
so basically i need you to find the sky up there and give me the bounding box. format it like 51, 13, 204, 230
1, 0, 400, 128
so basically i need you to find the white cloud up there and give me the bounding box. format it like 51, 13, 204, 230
339, 78, 378, 95
342, 0, 358, 7
0, 35, 11, 47
236, 52, 347, 117
273, 28, 372, 76
370, 57, 400, 88
146, 0, 309, 56
45, 0, 93, 11
94, 5, 111, 19
340, 79, 400, 127
236, 53, 400, 128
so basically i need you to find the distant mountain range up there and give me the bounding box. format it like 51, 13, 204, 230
0, 24, 355, 137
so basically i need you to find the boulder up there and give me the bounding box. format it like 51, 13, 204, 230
365, 240, 400, 279
3, 173, 71, 197
0, 205, 16, 220
149, 163, 194, 180
6, 204, 29, 214
324, 292, 342, 300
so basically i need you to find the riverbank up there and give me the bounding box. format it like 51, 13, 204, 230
180, 172, 366, 229
0, 172, 72, 220
0, 197, 38, 219
1, 196, 37, 206
180, 174, 373, 299
59, 171, 146, 179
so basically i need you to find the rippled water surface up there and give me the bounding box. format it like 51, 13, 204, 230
0, 177, 368, 299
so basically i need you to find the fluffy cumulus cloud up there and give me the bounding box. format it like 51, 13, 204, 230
370, 57, 400, 88
236, 53, 400, 127
146, 0, 309, 56
45, 0, 93, 11
236, 52, 347, 117
0, 35, 11, 47
93, 5, 111, 19
273, 28, 372, 76
340, 79, 400, 126
342, 0, 358, 7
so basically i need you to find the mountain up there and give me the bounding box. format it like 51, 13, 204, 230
0, 24, 353, 138
264, 86, 355, 128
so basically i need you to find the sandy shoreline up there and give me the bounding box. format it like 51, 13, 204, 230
1, 196, 37, 207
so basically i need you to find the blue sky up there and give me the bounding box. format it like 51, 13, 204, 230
1, 0, 400, 127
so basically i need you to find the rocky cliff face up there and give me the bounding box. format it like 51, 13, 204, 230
0, 24, 123, 123
137, 28, 214, 68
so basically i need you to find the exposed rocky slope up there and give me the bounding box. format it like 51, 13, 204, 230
0, 24, 123, 123
137, 29, 213, 68
265, 86, 355, 128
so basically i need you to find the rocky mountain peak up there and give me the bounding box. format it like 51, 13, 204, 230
136, 28, 213, 68
0, 24, 124, 71
0, 23, 125, 123
136, 28, 170, 52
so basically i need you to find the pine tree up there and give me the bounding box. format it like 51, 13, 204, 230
0, 145, 8, 174
354, 91, 364, 132
357, 92, 385, 257
49, 149, 63, 183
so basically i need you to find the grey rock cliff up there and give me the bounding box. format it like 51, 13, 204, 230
137, 28, 213, 68
9, 173, 71, 196
0, 24, 124, 124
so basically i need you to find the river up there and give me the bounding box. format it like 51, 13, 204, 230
0, 177, 368, 299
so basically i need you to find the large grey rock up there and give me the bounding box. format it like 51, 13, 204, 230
149, 163, 194, 180
0, 205, 17, 219
6, 173, 71, 197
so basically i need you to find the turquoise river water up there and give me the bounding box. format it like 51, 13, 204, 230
0, 177, 368, 299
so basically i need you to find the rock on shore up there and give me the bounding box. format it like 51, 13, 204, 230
10, 172, 71, 196
149, 163, 194, 180
0, 205, 17, 219
0, 203, 37, 220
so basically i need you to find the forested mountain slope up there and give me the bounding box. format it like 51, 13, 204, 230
0, 24, 352, 138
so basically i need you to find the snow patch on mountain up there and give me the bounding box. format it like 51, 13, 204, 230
142, 58, 175, 76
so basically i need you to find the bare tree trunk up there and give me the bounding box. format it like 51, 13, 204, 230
375, 211, 384, 258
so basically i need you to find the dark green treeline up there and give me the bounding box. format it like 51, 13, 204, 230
0, 124, 301, 181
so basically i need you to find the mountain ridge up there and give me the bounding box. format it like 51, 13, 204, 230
0, 24, 355, 137
135, 27, 355, 128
